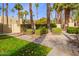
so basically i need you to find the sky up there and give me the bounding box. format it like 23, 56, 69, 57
0, 3, 56, 20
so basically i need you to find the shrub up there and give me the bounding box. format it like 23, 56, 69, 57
76, 27, 79, 34
52, 28, 62, 35
35, 29, 41, 35
67, 27, 77, 34
26, 29, 32, 35
50, 23, 57, 28
40, 27, 48, 35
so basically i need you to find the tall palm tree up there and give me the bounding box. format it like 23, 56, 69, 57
52, 3, 63, 24
35, 3, 39, 20
1, 3, 4, 33
29, 3, 35, 34
6, 3, 8, 26
72, 9, 79, 26
14, 3, 23, 25
47, 3, 51, 32
62, 3, 79, 30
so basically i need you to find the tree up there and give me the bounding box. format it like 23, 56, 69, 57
14, 3, 23, 25
62, 3, 79, 30
11, 8, 15, 17
6, 3, 8, 26
52, 3, 79, 30
35, 3, 39, 20
47, 3, 51, 31
29, 3, 35, 34
36, 17, 47, 24
24, 10, 28, 20
1, 3, 4, 33
19, 11, 24, 19
72, 9, 79, 26
52, 3, 63, 24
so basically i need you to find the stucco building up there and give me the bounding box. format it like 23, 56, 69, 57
0, 16, 22, 33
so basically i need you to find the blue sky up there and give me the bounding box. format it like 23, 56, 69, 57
0, 3, 56, 20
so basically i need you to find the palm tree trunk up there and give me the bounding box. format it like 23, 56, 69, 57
77, 21, 79, 26
65, 8, 70, 25
55, 11, 57, 23
29, 3, 35, 34
57, 13, 61, 24
36, 8, 38, 20
1, 3, 4, 33
47, 3, 51, 32
64, 8, 70, 30
18, 10, 20, 25
25, 14, 26, 20
6, 3, 8, 26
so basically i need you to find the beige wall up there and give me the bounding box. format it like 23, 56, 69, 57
0, 16, 22, 33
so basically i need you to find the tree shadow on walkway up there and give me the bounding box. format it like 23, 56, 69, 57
10, 34, 51, 56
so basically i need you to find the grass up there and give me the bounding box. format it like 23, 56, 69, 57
52, 28, 62, 35
0, 35, 51, 56
26, 29, 41, 35
35, 29, 41, 35
25, 29, 41, 38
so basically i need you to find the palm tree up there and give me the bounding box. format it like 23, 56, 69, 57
14, 3, 23, 25
52, 3, 63, 24
52, 3, 79, 30
62, 3, 79, 29
29, 3, 35, 34
19, 11, 24, 20
6, 3, 8, 26
1, 3, 4, 33
24, 10, 28, 20
35, 3, 39, 20
72, 9, 79, 26
11, 8, 15, 17
47, 3, 51, 32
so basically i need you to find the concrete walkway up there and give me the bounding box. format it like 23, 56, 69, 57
9, 33, 79, 56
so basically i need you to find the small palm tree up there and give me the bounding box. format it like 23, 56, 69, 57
14, 3, 23, 25
24, 10, 28, 20
19, 11, 24, 20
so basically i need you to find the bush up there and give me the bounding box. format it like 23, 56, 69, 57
50, 23, 57, 28
40, 27, 48, 35
26, 29, 32, 35
52, 28, 62, 35
76, 27, 79, 34
67, 27, 77, 34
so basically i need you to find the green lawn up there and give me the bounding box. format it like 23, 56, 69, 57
0, 35, 51, 56
26, 29, 41, 35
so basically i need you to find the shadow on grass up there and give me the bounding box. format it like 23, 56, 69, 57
0, 34, 51, 56
11, 34, 51, 56
0, 35, 13, 39
11, 42, 51, 56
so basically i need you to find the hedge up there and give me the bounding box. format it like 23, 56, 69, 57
21, 23, 57, 29
67, 27, 79, 34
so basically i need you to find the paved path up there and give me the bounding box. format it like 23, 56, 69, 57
10, 33, 79, 56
